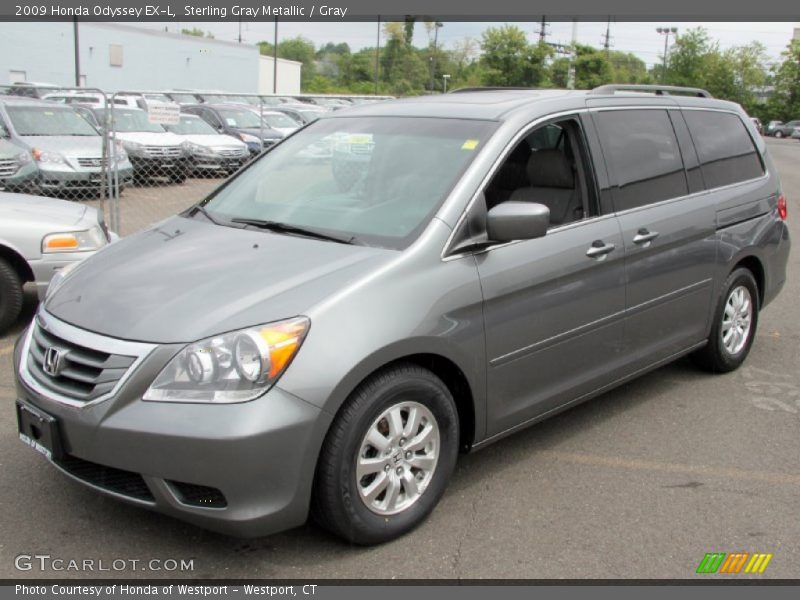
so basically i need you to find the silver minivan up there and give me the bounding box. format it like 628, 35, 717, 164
0, 97, 133, 195
13, 85, 790, 545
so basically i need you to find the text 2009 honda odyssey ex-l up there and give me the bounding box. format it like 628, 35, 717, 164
14, 85, 790, 544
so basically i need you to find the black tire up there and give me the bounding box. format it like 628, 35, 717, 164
312, 363, 459, 545
774, 131, 784, 138
0, 258, 24, 334
691, 268, 759, 373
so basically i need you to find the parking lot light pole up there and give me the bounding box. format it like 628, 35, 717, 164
656, 26, 678, 83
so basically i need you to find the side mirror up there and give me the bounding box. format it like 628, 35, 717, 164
486, 202, 550, 243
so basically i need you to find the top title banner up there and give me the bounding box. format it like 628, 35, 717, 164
4, 0, 800, 21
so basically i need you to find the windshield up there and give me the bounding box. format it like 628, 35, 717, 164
217, 108, 263, 129
7, 106, 99, 136
169, 94, 198, 104
201, 117, 497, 250
166, 116, 218, 135
99, 109, 165, 133
263, 113, 299, 129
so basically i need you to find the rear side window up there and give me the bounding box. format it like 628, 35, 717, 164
682, 110, 764, 188
594, 109, 688, 211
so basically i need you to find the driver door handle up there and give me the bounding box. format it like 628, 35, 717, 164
632, 228, 660, 245
586, 241, 616, 260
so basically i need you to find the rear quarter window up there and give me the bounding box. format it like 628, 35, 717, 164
682, 110, 764, 189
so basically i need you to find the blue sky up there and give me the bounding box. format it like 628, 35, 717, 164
142, 21, 800, 68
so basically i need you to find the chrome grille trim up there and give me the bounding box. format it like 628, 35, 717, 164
0, 158, 19, 177
144, 146, 182, 157
18, 309, 157, 408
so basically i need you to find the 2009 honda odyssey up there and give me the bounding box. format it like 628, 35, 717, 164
14, 85, 790, 545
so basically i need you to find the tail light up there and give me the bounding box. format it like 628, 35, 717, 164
777, 194, 787, 221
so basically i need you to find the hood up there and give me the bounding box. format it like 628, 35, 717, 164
20, 135, 103, 157
45, 216, 394, 343
0, 192, 87, 226
178, 134, 247, 149
239, 127, 282, 140
113, 132, 184, 146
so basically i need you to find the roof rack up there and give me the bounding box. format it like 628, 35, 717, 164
448, 86, 536, 94
589, 84, 713, 98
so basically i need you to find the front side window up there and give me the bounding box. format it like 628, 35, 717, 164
6, 106, 99, 136
594, 109, 688, 211
201, 117, 497, 249
682, 110, 764, 188
483, 117, 596, 227
217, 109, 263, 129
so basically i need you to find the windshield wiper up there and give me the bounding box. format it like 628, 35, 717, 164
230, 218, 360, 245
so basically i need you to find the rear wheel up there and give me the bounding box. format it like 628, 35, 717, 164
774, 130, 784, 138
691, 268, 759, 373
0, 258, 24, 334
312, 363, 459, 545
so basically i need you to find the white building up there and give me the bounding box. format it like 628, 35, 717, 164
258, 56, 303, 95
0, 22, 301, 94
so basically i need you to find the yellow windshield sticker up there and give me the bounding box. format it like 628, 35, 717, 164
462, 139, 479, 150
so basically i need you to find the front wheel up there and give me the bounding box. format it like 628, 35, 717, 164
691, 268, 759, 373
0, 258, 24, 334
774, 131, 784, 138
312, 363, 459, 545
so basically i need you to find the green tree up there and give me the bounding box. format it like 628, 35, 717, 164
767, 39, 800, 121
479, 25, 551, 87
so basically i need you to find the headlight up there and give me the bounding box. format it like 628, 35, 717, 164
45, 261, 80, 299
31, 149, 67, 164
183, 141, 216, 156
16, 151, 32, 164
239, 133, 262, 146
42, 226, 106, 253
123, 141, 144, 156
143, 317, 310, 403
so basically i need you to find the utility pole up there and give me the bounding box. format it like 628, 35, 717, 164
374, 16, 381, 95
73, 17, 81, 87
238, 18, 242, 43
537, 17, 548, 44
272, 17, 278, 93
567, 19, 578, 90
602, 17, 612, 56
656, 26, 678, 83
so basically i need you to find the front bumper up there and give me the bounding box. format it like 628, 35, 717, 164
0, 161, 38, 190
13, 321, 331, 538
37, 165, 134, 192
189, 154, 248, 172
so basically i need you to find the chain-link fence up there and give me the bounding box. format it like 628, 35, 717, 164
0, 85, 392, 237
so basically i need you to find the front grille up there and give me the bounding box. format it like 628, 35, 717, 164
350, 143, 374, 155
76, 157, 107, 168
168, 481, 227, 508
0, 158, 19, 177
56, 454, 154, 502
217, 148, 246, 157
144, 146, 182, 158
27, 322, 136, 403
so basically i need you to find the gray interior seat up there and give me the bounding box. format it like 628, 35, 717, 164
509, 149, 583, 225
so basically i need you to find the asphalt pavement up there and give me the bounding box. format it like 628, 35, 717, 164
1, 138, 798, 580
